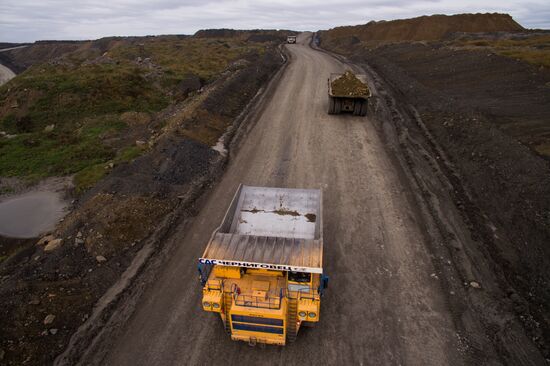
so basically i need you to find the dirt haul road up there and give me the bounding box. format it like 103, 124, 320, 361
92, 33, 515, 365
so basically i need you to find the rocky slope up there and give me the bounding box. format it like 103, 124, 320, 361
0, 30, 286, 365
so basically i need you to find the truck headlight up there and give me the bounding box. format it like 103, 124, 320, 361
212, 303, 220, 309
298, 311, 307, 317
203, 301, 211, 308
308, 312, 316, 318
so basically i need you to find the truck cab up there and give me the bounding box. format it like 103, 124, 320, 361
287, 35, 297, 44
198, 185, 327, 345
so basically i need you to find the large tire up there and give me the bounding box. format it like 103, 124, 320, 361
353, 100, 362, 116
328, 97, 335, 114
360, 100, 368, 116
334, 98, 342, 114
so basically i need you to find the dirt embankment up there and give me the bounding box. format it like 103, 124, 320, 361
320, 13, 524, 52
0, 42, 283, 365
320, 24, 550, 360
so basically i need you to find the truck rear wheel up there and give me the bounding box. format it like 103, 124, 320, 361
360, 100, 368, 116
328, 97, 335, 114
334, 98, 342, 114
353, 100, 362, 116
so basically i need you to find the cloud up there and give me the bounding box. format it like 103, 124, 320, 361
0, 0, 548, 42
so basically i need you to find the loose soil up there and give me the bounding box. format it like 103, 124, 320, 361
320, 30, 550, 362
330, 71, 369, 97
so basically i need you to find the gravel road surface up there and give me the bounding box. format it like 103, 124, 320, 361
101, 33, 471, 365
0, 63, 15, 86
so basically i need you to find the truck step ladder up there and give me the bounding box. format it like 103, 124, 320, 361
286, 297, 298, 342
223, 291, 233, 334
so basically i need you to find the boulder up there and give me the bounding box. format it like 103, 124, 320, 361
44, 239, 62, 252
178, 74, 202, 95
95, 255, 107, 263
43, 314, 55, 325
37, 235, 55, 246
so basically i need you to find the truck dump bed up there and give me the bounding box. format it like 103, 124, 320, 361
328, 72, 371, 99
200, 185, 323, 273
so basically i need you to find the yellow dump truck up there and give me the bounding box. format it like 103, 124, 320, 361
198, 185, 328, 346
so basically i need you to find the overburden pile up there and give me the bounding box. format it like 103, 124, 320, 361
331, 71, 369, 97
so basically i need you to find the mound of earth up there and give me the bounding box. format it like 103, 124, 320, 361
320, 13, 524, 52
330, 71, 369, 96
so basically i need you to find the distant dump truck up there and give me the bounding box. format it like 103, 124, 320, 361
198, 185, 328, 346
328, 71, 371, 116
287, 35, 297, 44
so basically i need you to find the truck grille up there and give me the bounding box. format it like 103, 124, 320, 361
232, 323, 284, 335
231, 315, 283, 326
231, 315, 284, 335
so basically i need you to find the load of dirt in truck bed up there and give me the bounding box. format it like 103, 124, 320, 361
331, 71, 369, 97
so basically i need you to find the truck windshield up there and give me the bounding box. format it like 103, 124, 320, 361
288, 271, 311, 283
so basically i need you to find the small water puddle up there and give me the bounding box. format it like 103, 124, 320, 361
0, 191, 68, 238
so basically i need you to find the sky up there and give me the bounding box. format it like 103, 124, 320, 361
1, 0, 549, 43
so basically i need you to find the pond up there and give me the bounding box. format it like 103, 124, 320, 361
0, 191, 68, 238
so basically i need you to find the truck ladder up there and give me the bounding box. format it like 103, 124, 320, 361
286, 297, 298, 342
223, 291, 233, 334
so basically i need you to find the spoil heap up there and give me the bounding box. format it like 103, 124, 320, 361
331, 71, 369, 97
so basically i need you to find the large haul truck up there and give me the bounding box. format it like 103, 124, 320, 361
328, 71, 371, 116
198, 185, 328, 346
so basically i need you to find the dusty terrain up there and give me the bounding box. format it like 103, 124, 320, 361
55, 33, 545, 366
320, 14, 550, 364
0, 32, 285, 365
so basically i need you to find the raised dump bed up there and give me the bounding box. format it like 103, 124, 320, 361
198, 184, 327, 346
328, 71, 371, 116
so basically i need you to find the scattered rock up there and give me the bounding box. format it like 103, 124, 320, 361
0, 349, 5, 360
469, 281, 481, 289
37, 235, 55, 246
135, 140, 147, 147
178, 73, 202, 95
76, 231, 83, 238
95, 255, 107, 263
74, 237, 84, 245
49, 328, 58, 335
44, 124, 55, 133
28, 299, 40, 305
43, 314, 55, 325
44, 239, 63, 252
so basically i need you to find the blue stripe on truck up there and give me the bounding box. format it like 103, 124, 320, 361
232, 322, 284, 335
231, 315, 284, 327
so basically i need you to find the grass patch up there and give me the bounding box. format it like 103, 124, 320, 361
0, 133, 114, 178
0, 35, 266, 188
74, 164, 108, 193
453, 35, 550, 68
108, 37, 265, 84
115, 145, 144, 163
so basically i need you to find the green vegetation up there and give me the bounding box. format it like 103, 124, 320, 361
108, 37, 265, 85
453, 35, 550, 68
0, 36, 265, 190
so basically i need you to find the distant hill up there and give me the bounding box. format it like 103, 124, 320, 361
320, 13, 524, 49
